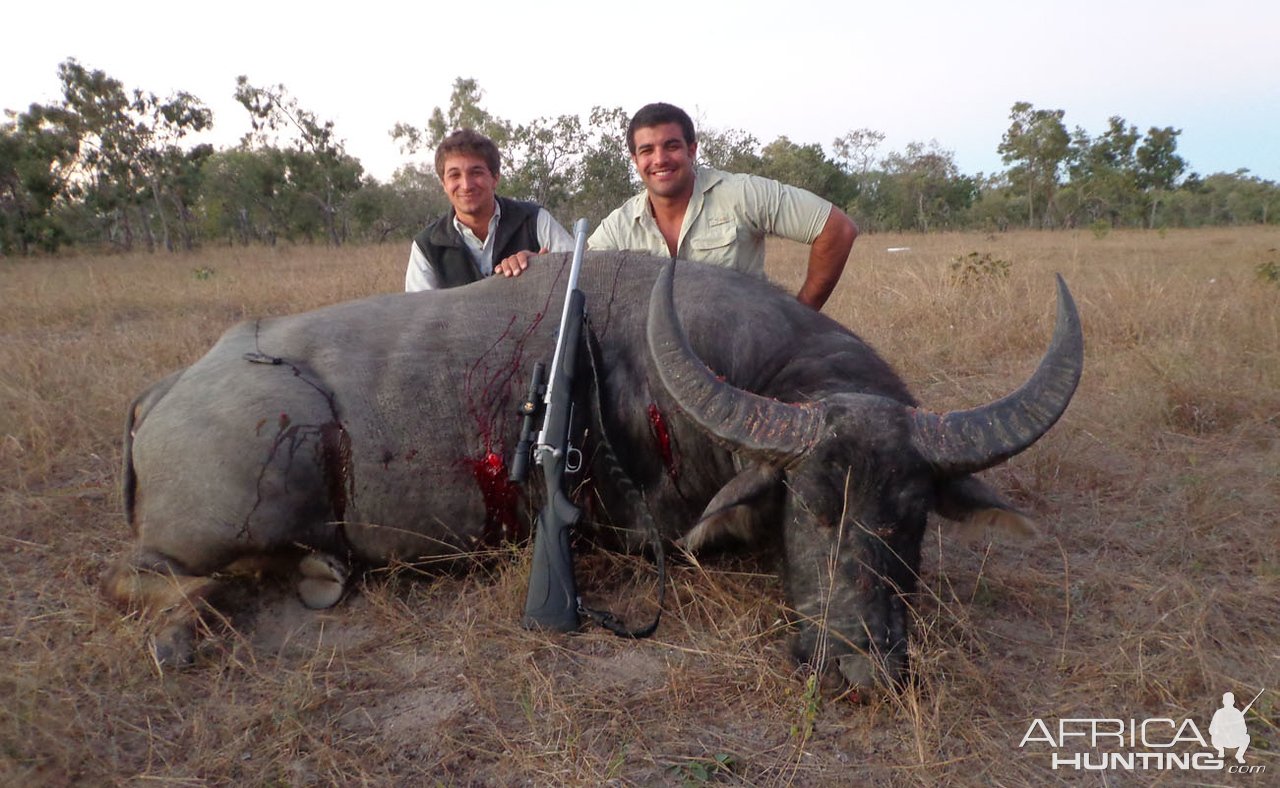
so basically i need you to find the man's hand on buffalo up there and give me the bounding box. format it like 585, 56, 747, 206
496, 247, 547, 278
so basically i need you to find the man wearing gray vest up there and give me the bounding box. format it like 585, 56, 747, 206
405, 129, 573, 291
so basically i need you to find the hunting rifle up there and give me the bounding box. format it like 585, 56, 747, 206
511, 219, 590, 631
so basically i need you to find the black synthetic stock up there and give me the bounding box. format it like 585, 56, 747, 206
522, 459, 581, 631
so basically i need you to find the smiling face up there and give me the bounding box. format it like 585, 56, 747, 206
441, 153, 499, 222
631, 122, 698, 202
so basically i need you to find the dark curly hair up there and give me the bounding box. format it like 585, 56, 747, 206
626, 103, 696, 154
434, 128, 501, 180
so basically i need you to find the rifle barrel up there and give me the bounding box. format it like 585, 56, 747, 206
1242, 688, 1266, 713
543, 220, 589, 399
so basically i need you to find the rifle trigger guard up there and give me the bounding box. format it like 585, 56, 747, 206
565, 446, 583, 474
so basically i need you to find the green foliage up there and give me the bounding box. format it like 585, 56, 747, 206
697, 125, 762, 173
998, 101, 1070, 227
832, 128, 885, 177
233, 78, 364, 245
863, 140, 976, 231
409, 77, 513, 153
0, 107, 78, 253
198, 148, 286, 244
1136, 127, 1186, 191
667, 752, 738, 785
757, 136, 851, 205
1162, 170, 1280, 226
192, 266, 214, 280
4, 69, 1279, 256
1062, 116, 1141, 228
503, 113, 588, 209
790, 671, 822, 741
2, 59, 214, 253
393, 83, 635, 224
1134, 126, 1188, 229
347, 176, 441, 244
1256, 259, 1280, 286
559, 106, 637, 226
950, 251, 1011, 284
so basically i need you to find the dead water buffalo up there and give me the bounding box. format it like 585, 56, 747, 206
104, 252, 1082, 688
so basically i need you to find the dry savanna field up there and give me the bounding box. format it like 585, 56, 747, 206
2, 227, 1278, 785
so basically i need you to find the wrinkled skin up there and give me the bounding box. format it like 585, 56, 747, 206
105, 252, 1082, 688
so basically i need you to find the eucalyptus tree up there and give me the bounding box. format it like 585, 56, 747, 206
391, 77, 513, 156
696, 125, 762, 173
0, 103, 79, 253
998, 102, 1070, 227
391, 77, 634, 224
877, 141, 976, 231
38, 59, 212, 251
832, 128, 886, 180
757, 136, 851, 206
197, 147, 289, 245
1134, 126, 1186, 228
234, 77, 364, 245
559, 106, 637, 225
1063, 116, 1140, 226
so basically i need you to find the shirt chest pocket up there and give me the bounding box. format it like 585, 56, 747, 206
685, 222, 739, 267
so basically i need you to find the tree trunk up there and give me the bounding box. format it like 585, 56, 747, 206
141, 205, 156, 253
150, 178, 172, 252
120, 207, 135, 252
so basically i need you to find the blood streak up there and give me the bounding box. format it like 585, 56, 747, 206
463, 450, 526, 546
319, 420, 353, 523
647, 403, 679, 481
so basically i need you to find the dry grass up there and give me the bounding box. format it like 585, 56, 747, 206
2, 229, 1277, 785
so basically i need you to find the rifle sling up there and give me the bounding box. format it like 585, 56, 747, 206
576, 317, 667, 639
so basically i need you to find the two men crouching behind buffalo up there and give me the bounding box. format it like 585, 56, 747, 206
407, 103, 858, 311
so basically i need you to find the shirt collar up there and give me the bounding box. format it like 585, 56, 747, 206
694, 165, 724, 194
452, 199, 501, 243
630, 166, 723, 224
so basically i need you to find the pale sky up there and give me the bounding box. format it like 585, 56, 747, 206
5, 0, 1278, 183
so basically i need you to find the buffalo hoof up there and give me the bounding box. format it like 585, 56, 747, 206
836, 650, 908, 692
836, 653, 878, 690
297, 553, 348, 609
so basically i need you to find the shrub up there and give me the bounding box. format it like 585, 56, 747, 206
949, 251, 1011, 284
1256, 258, 1280, 286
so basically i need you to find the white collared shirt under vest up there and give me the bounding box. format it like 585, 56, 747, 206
405, 201, 574, 291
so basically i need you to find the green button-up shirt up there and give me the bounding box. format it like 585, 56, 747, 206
588, 166, 833, 278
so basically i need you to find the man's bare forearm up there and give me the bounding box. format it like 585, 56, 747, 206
797, 207, 858, 310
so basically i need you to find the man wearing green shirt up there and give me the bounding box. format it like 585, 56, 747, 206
589, 102, 858, 311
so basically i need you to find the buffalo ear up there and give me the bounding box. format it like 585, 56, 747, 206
935, 476, 1038, 541
680, 463, 783, 552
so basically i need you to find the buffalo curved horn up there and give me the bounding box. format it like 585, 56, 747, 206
646, 260, 827, 464
910, 274, 1084, 476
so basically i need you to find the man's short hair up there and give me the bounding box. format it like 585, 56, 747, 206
626, 103, 697, 154
434, 129, 501, 180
